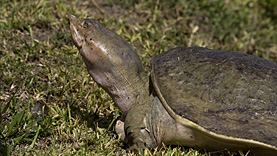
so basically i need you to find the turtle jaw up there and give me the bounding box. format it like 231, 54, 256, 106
66, 13, 84, 48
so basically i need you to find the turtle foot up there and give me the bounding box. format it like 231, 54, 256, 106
125, 125, 156, 151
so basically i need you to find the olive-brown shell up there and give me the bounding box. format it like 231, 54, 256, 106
151, 47, 277, 146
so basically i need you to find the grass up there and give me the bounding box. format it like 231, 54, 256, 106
0, 0, 276, 155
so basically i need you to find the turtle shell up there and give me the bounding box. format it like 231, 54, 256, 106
151, 47, 277, 147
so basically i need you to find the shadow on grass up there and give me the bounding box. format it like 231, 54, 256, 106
0, 138, 10, 156
70, 104, 119, 131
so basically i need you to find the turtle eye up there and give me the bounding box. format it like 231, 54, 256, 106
83, 21, 89, 28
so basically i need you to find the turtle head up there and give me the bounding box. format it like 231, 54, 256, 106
66, 14, 147, 114
66, 13, 124, 68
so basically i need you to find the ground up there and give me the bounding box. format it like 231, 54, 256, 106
0, 0, 277, 155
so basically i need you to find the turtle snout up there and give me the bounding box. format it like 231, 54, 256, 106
66, 13, 76, 21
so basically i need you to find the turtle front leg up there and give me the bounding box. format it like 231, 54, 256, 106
124, 99, 157, 151
125, 119, 156, 151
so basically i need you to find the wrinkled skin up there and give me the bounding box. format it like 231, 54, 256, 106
66, 14, 277, 155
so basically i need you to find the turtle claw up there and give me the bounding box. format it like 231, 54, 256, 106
127, 137, 149, 153
127, 144, 142, 153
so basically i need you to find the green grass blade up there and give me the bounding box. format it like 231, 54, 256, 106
28, 125, 41, 151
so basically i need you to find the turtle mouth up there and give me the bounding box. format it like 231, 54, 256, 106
66, 13, 84, 48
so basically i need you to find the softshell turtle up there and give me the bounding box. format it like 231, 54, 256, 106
66, 14, 277, 155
